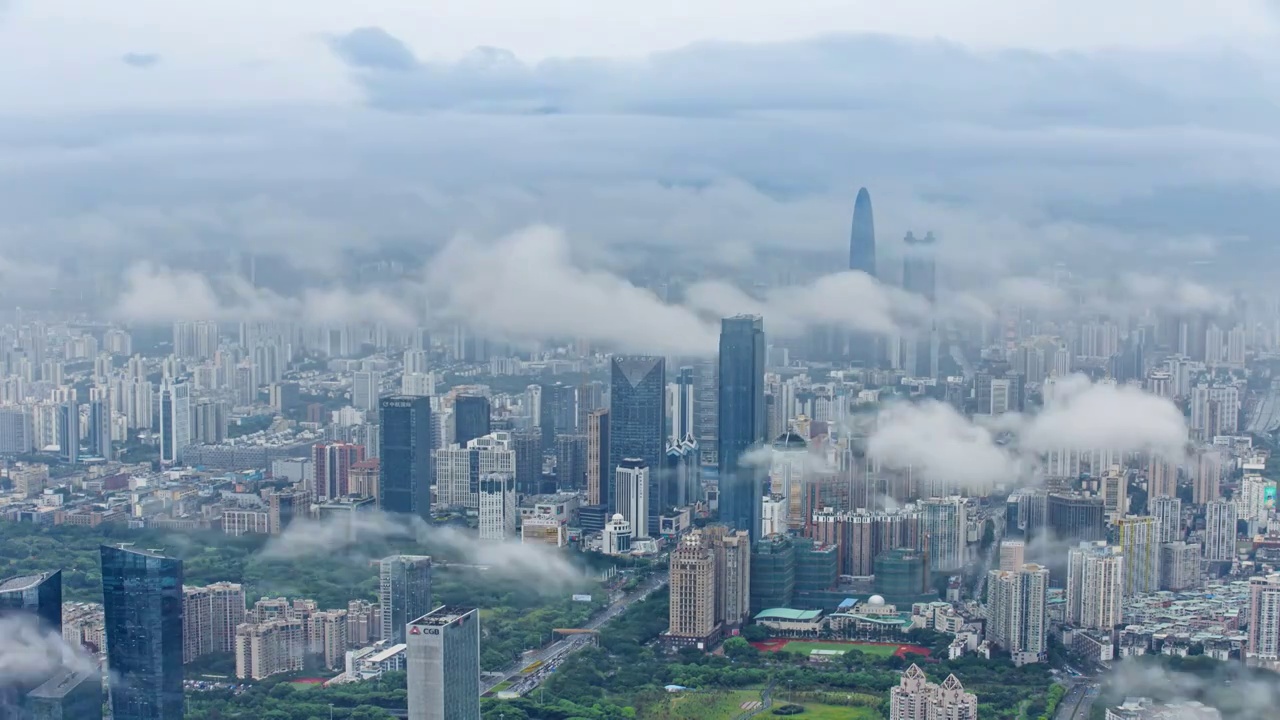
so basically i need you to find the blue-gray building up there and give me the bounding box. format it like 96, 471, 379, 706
609, 356, 666, 534
452, 395, 491, 447
0, 570, 62, 634
718, 315, 766, 541
101, 545, 183, 720
25, 668, 104, 720
379, 395, 433, 519
848, 187, 876, 277
406, 606, 480, 720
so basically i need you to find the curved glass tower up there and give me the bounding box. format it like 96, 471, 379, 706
849, 187, 876, 276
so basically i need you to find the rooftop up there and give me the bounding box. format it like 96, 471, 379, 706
411, 605, 478, 627
754, 608, 823, 622
0, 572, 52, 592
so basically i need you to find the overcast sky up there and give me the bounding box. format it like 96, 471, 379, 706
2, 1, 1278, 315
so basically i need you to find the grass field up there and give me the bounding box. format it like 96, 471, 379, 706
768, 703, 881, 719
647, 689, 766, 719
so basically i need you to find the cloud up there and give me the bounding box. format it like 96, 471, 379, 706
1100, 658, 1278, 719
1118, 273, 1231, 314
1027, 375, 1190, 459
121, 52, 162, 69
261, 510, 584, 589
0, 614, 98, 689
110, 261, 421, 328
987, 276, 1071, 311
326, 27, 418, 70
426, 225, 720, 354
868, 400, 1023, 488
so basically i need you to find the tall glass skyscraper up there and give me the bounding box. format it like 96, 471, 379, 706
718, 315, 766, 541
379, 395, 433, 518
609, 357, 666, 534
848, 187, 876, 276
0, 570, 62, 633
452, 395, 491, 447
100, 545, 183, 720
406, 606, 480, 720
379, 555, 433, 645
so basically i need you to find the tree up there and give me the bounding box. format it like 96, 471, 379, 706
723, 636, 757, 662
742, 625, 770, 642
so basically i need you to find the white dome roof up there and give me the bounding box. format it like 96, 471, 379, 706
612, 513, 625, 521
868, 595, 886, 606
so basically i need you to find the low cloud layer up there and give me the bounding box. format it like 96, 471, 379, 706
121, 53, 162, 69
868, 374, 1190, 489
0, 615, 97, 689
261, 509, 585, 589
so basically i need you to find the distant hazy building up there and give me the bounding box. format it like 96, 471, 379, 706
158, 380, 191, 465
718, 316, 767, 541
380, 555, 433, 646
585, 409, 610, 507
313, 441, 366, 502
922, 497, 967, 572
999, 541, 1026, 572
848, 187, 876, 277
1160, 541, 1201, 592
452, 395, 491, 447
1248, 574, 1280, 669
406, 606, 481, 720
1152, 496, 1183, 544
352, 370, 381, 412
101, 545, 184, 720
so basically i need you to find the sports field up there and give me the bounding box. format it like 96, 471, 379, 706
751, 638, 930, 659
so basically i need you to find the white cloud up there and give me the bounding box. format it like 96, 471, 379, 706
1027, 375, 1189, 459
0, 614, 97, 689
1119, 273, 1231, 314
868, 400, 1023, 488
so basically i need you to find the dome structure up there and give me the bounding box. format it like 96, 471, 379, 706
771, 431, 808, 451
868, 595, 886, 606
611, 513, 625, 522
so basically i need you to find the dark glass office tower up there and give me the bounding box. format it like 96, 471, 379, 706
609, 357, 666, 534
379, 555, 433, 645
902, 231, 939, 378
539, 383, 577, 452
718, 316, 767, 541
848, 187, 876, 276
0, 570, 62, 634
100, 545, 183, 720
512, 431, 543, 496
453, 395, 491, 447
379, 395, 433, 519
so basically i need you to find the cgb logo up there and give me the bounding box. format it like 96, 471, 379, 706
410, 626, 420, 635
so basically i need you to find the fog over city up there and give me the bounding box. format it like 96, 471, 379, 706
1, 2, 1280, 719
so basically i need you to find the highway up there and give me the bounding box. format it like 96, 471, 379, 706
479, 572, 669, 697
1246, 386, 1280, 435
1054, 680, 1101, 720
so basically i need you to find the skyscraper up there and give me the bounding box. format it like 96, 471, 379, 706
406, 606, 481, 720
452, 395, 491, 447
100, 545, 184, 720
586, 409, 610, 507
158, 380, 190, 465
609, 356, 666, 533
718, 316, 766, 541
313, 442, 366, 501
1066, 542, 1123, 631
538, 383, 577, 452
57, 398, 79, 464
1152, 496, 1183, 544
667, 531, 718, 647
615, 459, 651, 540
1116, 515, 1161, 597
890, 664, 978, 720
848, 187, 876, 276
922, 497, 967, 572
87, 389, 112, 460
1249, 574, 1280, 669
435, 432, 517, 510
1204, 499, 1238, 563
478, 472, 517, 540
0, 570, 62, 636
379, 555, 432, 645
379, 395, 433, 518
666, 366, 700, 507
901, 231, 939, 378
352, 370, 381, 412
986, 564, 1048, 666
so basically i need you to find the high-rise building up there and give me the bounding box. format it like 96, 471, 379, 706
191, 398, 228, 445
609, 356, 665, 532
667, 531, 718, 647
158, 380, 191, 465
1147, 456, 1178, 499
24, 668, 104, 720
922, 497, 967, 572
848, 187, 876, 277
749, 534, 796, 613
101, 545, 184, 720
1116, 515, 1161, 597
666, 366, 700, 508
0, 570, 62, 634
986, 564, 1048, 665
234, 617, 304, 680
268, 491, 299, 535
1066, 542, 1123, 631
538, 383, 577, 452
1248, 574, 1280, 669
999, 541, 1026, 572
478, 472, 517, 540
586, 409, 610, 507
890, 664, 977, 720
452, 395, 491, 447
352, 370, 381, 412
809, 508, 922, 577
379, 555, 432, 645
57, 398, 79, 464
702, 525, 752, 630
313, 442, 366, 501
1159, 541, 1201, 592
901, 231, 939, 379
406, 606, 481, 720
1047, 493, 1106, 543
379, 395, 433, 518
435, 431, 517, 510
1152, 496, 1183, 544
615, 459, 651, 540
87, 390, 112, 460
555, 433, 587, 491
512, 431, 542, 497
718, 316, 766, 541
1204, 499, 1238, 562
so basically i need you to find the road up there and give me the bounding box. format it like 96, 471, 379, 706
478, 572, 669, 696
1054, 680, 1100, 720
